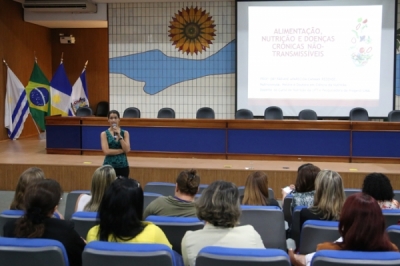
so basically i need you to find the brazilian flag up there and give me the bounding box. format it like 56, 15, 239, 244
25, 62, 50, 130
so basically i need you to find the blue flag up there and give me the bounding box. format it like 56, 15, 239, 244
50, 62, 72, 116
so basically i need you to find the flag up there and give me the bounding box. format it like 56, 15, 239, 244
70, 67, 89, 115
25, 62, 50, 131
50, 62, 73, 116
4, 66, 30, 140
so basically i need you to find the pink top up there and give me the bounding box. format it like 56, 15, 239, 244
378, 199, 400, 209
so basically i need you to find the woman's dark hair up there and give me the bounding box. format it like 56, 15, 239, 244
15, 179, 62, 238
362, 173, 394, 202
338, 193, 396, 251
107, 110, 120, 119
242, 171, 270, 206
295, 164, 320, 192
176, 169, 200, 196
196, 180, 240, 228
98, 178, 144, 241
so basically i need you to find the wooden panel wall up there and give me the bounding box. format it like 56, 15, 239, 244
50, 28, 109, 114
0, 0, 52, 140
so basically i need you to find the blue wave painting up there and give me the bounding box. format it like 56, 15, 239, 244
109, 40, 235, 95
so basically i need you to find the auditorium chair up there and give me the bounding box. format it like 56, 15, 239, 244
0, 210, 24, 236
264, 106, 283, 120
196, 107, 215, 119
143, 192, 162, 210
123, 107, 141, 118
71, 211, 99, 239
0, 238, 69, 266
289, 206, 307, 248
394, 190, 400, 202
144, 182, 176, 196
282, 194, 293, 226
196, 246, 290, 266
64, 190, 90, 220
343, 188, 361, 198
382, 209, 400, 227
388, 110, 400, 122
83, 242, 180, 266
76, 106, 93, 117
387, 225, 400, 250
298, 220, 340, 254
239, 206, 286, 250
145, 215, 204, 254
95, 101, 109, 117
311, 250, 400, 266
235, 109, 254, 119
157, 107, 175, 118
298, 109, 318, 120
349, 107, 369, 121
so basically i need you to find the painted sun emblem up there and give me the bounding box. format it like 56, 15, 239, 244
168, 7, 216, 55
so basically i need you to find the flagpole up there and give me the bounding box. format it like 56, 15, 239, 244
3, 59, 8, 67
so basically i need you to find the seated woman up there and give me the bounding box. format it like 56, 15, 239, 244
362, 172, 400, 209
144, 169, 200, 218
181, 180, 265, 266
242, 171, 280, 207
86, 178, 171, 247
3, 179, 85, 266
10, 167, 45, 210
300, 170, 345, 230
290, 192, 398, 266
75, 165, 117, 212
282, 163, 320, 211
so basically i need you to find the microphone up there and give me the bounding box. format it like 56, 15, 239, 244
112, 123, 117, 139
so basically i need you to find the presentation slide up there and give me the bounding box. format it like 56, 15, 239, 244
237, 0, 396, 117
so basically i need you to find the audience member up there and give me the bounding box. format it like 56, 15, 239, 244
75, 165, 117, 212
181, 180, 265, 266
10, 167, 45, 210
242, 171, 280, 207
362, 172, 400, 209
282, 163, 320, 211
86, 178, 172, 247
299, 170, 345, 230
3, 179, 85, 266
144, 169, 200, 218
290, 193, 398, 266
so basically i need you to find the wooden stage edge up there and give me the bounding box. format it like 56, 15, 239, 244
1, 138, 400, 197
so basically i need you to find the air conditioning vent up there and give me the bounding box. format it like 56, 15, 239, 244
22, 0, 97, 13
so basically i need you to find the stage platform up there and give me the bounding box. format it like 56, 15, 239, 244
1, 138, 400, 197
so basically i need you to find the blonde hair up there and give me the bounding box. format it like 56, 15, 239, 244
10, 167, 46, 210
84, 165, 116, 211
242, 171, 270, 206
310, 170, 345, 220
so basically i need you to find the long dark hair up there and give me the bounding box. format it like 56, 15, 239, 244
242, 171, 270, 205
15, 179, 62, 238
98, 178, 144, 241
338, 193, 396, 251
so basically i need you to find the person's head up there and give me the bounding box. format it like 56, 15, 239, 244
10, 167, 46, 210
196, 180, 240, 228
175, 169, 200, 197
311, 169, 345, 220
339, 193, 394, 251
98, 178, 143, 241
85, 165, 117, 211
107, 110, 120, 126
15, 179, 63, 238
295, 163, 320, 192
362, 173, 394, 202
242, 171, 270, 205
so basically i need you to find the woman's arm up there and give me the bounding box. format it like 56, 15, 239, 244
119, 130, 130, 153
100, 132, 124, 155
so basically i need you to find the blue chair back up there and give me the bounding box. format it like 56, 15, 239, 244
196, 246, 290, 266
0, 210, 24, 236
383, 209, 400, 228
71, 211, 99, 239
387, 225, 400, 251
311, 250, 400, 266
145, 215, 204, 254
393, 190, 400, 202
144, 182, 176, 196
282, 194, 293, 226
83, 241, 179, 266
143, 192, 162, 210
0, 237, 69, 266
289, 206, 307, 248
240, 206, 286, 250
64, 190, 90, 220
299, 220, 340, 254
343, 188, 361, 199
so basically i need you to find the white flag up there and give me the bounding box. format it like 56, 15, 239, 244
4, 66, 30, 140
70, 68, 89, 116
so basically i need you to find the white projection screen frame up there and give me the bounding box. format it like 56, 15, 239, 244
236, 0, 396, 118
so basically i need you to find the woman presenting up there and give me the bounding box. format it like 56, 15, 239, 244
101, 110, 130, 177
